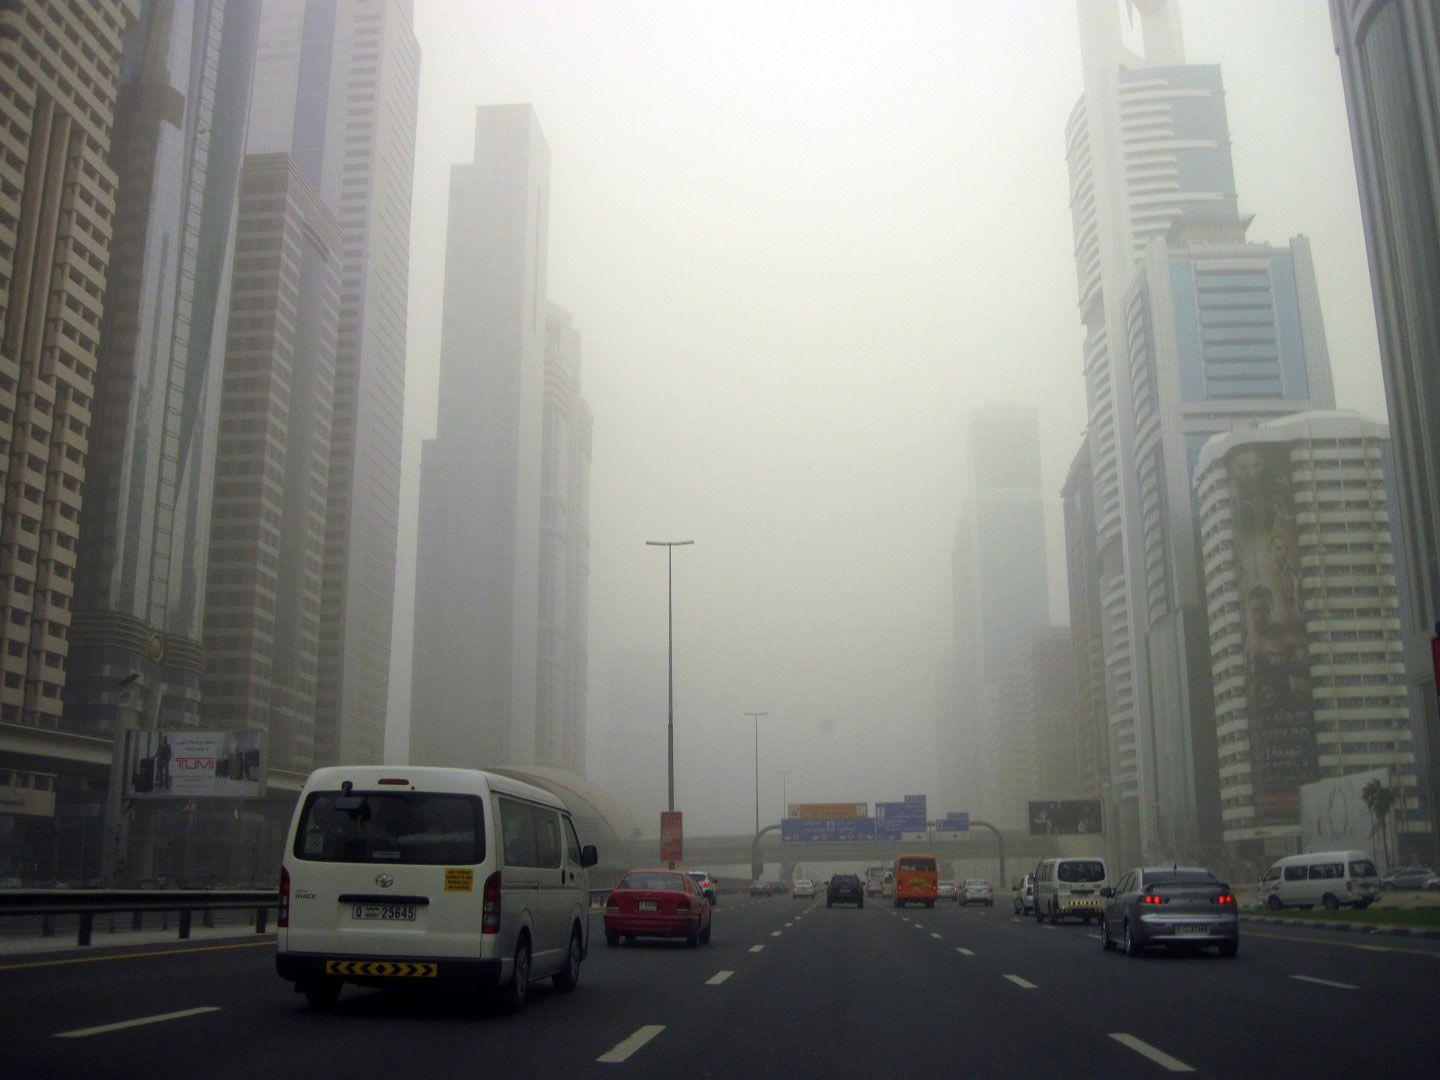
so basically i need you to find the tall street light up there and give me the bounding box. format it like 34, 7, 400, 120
743, 711, 769, 839
776, 769, 792, 822
646, 540, 694, 821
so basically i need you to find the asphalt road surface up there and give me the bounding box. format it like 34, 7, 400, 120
4, 895, 1438, 1078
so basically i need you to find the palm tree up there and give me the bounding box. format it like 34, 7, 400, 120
1360, 779, 1395, 868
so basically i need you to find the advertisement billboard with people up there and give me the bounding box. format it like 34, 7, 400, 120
1027, 800, 1103, 835
1225, 442, 1316, 826
124, 730, 267, 799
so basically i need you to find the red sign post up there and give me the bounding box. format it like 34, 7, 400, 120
660, 811, 683, 864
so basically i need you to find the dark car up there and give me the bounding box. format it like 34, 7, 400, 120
827, 873, 864, 908
1099, 867, 1237, 958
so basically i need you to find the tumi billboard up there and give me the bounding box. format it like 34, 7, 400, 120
124, 730, 267, 799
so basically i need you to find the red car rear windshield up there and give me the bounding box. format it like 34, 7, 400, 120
618, 871, 686, 891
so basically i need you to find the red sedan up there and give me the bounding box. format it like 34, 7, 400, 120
604, 868, 713, 947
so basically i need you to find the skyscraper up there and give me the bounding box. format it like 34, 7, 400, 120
1060, 441, 1110, 806
1329, 0, 1440, 831
411, 105, 592, 774
1064, 0, 1335, 859
201, 153, 342, 772
245, 0, 420, 766
1196, 411, 1427, 856
68, 0, 261, 736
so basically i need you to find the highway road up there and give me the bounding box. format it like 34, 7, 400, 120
4, 894, 1438, 1078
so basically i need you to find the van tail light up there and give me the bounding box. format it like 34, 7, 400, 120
1216, 893, 1235, 906
278, 866, 290, 928
482, 870, 502, 934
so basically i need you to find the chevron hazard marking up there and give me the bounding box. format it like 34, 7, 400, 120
325, 960, 438, 977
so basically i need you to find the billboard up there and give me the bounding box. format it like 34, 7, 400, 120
1028, 800, 1102, 835
660, 811, 683, 862
781, 817, 877, 843
1300, 769, 1389, 864
125, 730, 266, 799
788, 802, 867, 820
1226, 442, 1316, 825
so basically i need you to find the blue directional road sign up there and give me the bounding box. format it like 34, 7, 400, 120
935, 812, 970, 833
781, 817, 877, 843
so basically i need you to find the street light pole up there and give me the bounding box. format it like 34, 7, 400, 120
744, 711, 768, 839
777, 769, 792, 821
646, 541, 693, 861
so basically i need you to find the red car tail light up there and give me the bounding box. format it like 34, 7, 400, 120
278, 865, 290, 928
482, 870, 502, 933
605, 893, 619, 911
675, 898, 691, 912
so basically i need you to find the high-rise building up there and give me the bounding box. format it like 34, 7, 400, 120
245, 0, 419, 766
1060, 441, 1110, 806
1064, 0, 1335, 859
67, 0, 261, 736
201, 154, 342, 772
541, 302, 593, 776
935, 511, 981, 812
1195, 411, 1428, 857
1329, 0, 1440, 834
412, 106, 592, 773
0, 1, 136, 872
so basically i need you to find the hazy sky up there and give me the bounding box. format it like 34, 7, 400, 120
385, 1, 1386, 836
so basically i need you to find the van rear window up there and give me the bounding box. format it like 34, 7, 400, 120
294, 791, 485, 865
1057, 860, 1105, 883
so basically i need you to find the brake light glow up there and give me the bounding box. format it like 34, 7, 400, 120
1140, 893, 1166, 905
1216, 893, 1235, 905
278, 865, 290, 928
482, 870, 502, 933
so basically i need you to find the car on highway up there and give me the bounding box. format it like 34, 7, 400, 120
937, 880, 958, 902
866, 878, 885, 897
961, 879, 994, 906
1033, 857, 1109, 924
791, 879, 817, 899
750, 879, 771, 897
686, 869, 718, 906
1011, 874, 1037, 916
1261, 851, 1378, 910
1380, 865, 1436, 890
827, 873, 864, 907
276, 766, 597, 1011
1428, 874, 1440, 891
1099, 867, 1237, 958
605, 868, 713, 947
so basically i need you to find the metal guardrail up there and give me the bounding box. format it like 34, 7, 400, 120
0, 889, 279, 947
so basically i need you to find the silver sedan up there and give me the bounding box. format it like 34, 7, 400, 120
1099, 867, 1238, 958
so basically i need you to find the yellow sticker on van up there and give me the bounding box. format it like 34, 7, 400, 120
445, 868, 474, 892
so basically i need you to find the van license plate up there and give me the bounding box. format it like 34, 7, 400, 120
352, 904, 416, 921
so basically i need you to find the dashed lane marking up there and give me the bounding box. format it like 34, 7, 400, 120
930, 933, 942, 939
1108, 1033, 1195, 1073
1290, 974, 1360, 990
1042, 925, 1057, 932
957, 947, 974, 956
770, 931, 782, 937
1003, 975, 1037, 989
749, 945, 764, 953
706, 970, 734, 985
1087, 933, 1102, 940
55, 1007, 221, 1039
598, 1025, 666, 1064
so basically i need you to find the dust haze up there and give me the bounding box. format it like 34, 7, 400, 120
389, 1, 1384, 837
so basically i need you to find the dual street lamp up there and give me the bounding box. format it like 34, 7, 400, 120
646, 541, 693, 856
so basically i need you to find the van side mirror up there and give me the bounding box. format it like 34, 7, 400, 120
580, 844, 598, 868
1098, 887, 1114, 898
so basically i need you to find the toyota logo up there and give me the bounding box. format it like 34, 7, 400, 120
375, 873, 394, 888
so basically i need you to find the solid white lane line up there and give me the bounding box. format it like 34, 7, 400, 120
749, 944, 764, 953
957, 947, 974, 956
598, 1025, 666, 1064
930, 933, 942, 939
770, 931, 782, 937
1290, 974, 1360, 990
706, 970, 734, 985
1003, 975, 1038, 989
1108, 1033, 1194, 1073
55, 1007, 221, 1039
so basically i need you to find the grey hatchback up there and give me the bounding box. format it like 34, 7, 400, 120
1099, 867, 1238, 958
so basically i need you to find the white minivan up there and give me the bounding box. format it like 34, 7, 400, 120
277, 766, 598, 1010
1033, 856, 1110, 924
1261, 850, 1378, 911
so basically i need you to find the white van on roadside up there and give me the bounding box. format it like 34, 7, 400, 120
276, 766, 598, 1010
1261, 850, 1378, 911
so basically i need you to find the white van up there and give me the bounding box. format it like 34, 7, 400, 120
1261, 850, 1378, 911
276, 766, 598, 1010
1032, 857, 1109, 924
